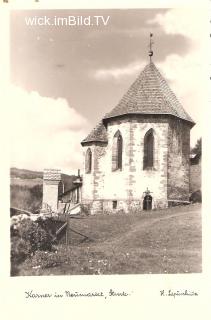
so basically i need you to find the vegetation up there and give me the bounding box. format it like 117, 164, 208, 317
10, 167, 201, 276
10, 167, 43, 180
11, 217, 55, 276
190, 190, 202, 203
10, 167, 77, 190
10, 167, 77, 213
16, 204, 201, 276
191, 138, 202, 156
10, 184, 43, 213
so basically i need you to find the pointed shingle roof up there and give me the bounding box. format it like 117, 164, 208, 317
82, 61, 194, 145
103, 62, 194, 124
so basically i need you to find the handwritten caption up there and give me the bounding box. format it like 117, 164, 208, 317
25, 289, 131, 299
160, 289, 199, 298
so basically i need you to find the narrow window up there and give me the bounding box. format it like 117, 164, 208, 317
112, 131, 123, 171
143, 129, 154, 169
85, 148, 92, 173
113, 200, 117, 209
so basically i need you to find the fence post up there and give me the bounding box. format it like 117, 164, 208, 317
65, 215, 69, 246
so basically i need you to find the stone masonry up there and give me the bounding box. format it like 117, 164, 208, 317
81, 61, 195, 214
42, 169, 61, 212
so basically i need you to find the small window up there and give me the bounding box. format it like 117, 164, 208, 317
113, 200, 117, 209
85, 148, 92, 173
143, 129, 154, 169
112, 131, 123, 171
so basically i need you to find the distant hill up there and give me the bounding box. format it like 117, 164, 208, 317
10, 167, 79, 212
10, 167, 43, 180
10, 167, 78, 193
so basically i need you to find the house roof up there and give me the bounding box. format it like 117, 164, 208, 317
58, 175, 78, 196
81, 121, 108, 145
82, 61, 195, 145
103, 62, 194, 124
59, 176, 82, 197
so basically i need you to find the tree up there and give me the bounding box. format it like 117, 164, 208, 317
191, 138, 202, 157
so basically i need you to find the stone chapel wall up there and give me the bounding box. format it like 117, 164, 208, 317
167, 119, 190, 201
96, 116, 169, 213
82, 116, 192, 214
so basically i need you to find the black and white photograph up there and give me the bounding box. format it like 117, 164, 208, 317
1, 1, 211, 320
8, 7, 203, 277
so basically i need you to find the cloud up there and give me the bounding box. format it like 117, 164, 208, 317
8, 85, 90, 173
148, 8, 207, 146
147, 8, 207, 42
93, 60, 146, 80
157, 54, 204, 146
93, 50, 204, 145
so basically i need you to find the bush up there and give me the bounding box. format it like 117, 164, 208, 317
10, 216, 55, 275
11, 236, 31, 265
17, 219, 54, 253
80, 203, 91, 215
36, 216, 62, 236
11, 236, 31, 276
190, 190, 202, 203
103, 208, 126, 215
22, 250, 66, 270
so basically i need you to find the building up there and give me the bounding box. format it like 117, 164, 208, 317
42, 169, 82, 214
42, 169, 61, 213
81, 56, 195, 214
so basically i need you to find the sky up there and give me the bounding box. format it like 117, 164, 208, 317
9, 8, 206, 174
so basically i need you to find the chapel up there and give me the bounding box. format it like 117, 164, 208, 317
81, 38, 195, 214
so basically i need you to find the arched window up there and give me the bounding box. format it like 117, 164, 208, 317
112, 131, 123, 171
85, 148, 92, 173
143, 129, 154, 169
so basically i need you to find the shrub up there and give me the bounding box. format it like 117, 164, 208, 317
10, 216, 55, 275
11, 236, 31, 265
22, 250, 67, 270
18, 219, 54, 253
190, 190, 202, 203
11, 236, 31, 276
80, 203, 91, 215
128, 206, 142, 214
115, 209, 126, 215
36, 216, 62, 236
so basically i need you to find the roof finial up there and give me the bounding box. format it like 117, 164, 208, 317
148, 33, 154, 62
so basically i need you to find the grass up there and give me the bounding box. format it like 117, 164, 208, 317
19, 203, 201, 276
10, 184, 42, 213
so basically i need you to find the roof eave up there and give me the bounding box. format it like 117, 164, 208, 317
81, 140, 108, 146
103, 112, 195, 127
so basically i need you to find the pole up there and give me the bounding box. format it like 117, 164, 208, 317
65, 216, 69, 246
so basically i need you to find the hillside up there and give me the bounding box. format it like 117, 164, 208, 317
10, 167, 77, 189
10, 167, 77, 212
20, 204, 201, 275
10, 167, 43, 180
